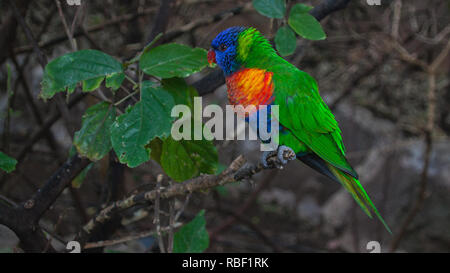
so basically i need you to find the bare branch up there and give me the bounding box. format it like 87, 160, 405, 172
84, 223, 183, 249
13, 7, 157, 55
54, 0, 77, 51
154, 174, 166, 253
309, 0, 351, 21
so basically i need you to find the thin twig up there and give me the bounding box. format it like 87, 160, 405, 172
84, 223, 183, 249
390, 73, 436, 252
174, 193, 191, 222
154, 174, 165, 253
55, 0, 77, 51
167, 192, 175, 253
391, 0, 402, 40
14, 7, 158, 55
114, 90, 139, 106
216, 207, 284, 253
7, 0, 47, 67
16, 93, 86, 163
387, 29, 450, 250
209, 169, 277, 241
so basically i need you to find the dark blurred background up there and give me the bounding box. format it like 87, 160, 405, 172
0, 0, 449, 252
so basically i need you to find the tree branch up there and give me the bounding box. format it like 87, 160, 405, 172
8, 0, 48, 68
0, 154, 90, 252
309, 0, 351, 21
75, 153, 287, 250
13, 7, 157, 55
84, 222, 183, 249
147, 0, 175, 44
20, 154, 90, 222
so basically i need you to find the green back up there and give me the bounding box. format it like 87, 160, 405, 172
272, 65, 357, 178
237, 28, 357, 177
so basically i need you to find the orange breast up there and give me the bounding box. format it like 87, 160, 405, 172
226, 68, 275, 109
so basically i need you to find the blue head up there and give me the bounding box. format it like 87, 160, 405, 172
208, 26, 246, 76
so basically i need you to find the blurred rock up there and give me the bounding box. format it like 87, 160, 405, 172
296, 195, 321, 226
259, 187, 296, 212
0, 225, 19, 252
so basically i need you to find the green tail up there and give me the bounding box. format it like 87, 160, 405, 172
327, 163, 392, 234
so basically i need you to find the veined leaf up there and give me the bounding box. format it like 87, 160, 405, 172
252, 0, 286, 18
73, 102, 115, 161
105, 72, 125, 91
82, 76, 104, 92
0, 151, 17, 173
110, 81, 175, 168
291, 3, 314, 13
161, 77, 198, 109
173, 210, 209, 253
160, 136, 218, 182
139, 43, 208, 79
40, 49, 123, 99
288, 4, 326, 40
275, 26, 297, 56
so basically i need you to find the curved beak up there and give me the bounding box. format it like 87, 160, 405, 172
207, 49, 216, 67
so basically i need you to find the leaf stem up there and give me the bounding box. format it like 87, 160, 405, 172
123, 32, 163, 68
114, 90, 140, 106
125, 74, 138, 87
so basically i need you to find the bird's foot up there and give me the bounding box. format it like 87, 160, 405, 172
261, 150, 277, 169
276, 145, 296, 169
261, 145, 296, 169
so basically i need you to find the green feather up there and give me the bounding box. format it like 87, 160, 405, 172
328, 164, 392, 234
238, 29, 357, 177
236, 27, 390, 232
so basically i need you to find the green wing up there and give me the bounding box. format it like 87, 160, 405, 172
272, 64, 358, 178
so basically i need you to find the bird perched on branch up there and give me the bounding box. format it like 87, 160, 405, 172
207, 26, 391, 233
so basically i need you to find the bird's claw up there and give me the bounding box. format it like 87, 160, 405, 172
261, 150, 277, 169
277, 145, 296, 166
261, 145, 296, 169
277, 145, 297, 169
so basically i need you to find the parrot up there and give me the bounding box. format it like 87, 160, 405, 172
207, 26, 391, 233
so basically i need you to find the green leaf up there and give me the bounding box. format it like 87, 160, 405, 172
173, 210, 209, 253
40, 49, 123, 99
161, 138, 196, 181
0, 151, 17, 173
110, 81, 175, 168
291, 3, 314, 13
139, 43, 208, 79
161, 137, 218, 182
275, 26, 297, 56
161, 78, 198, 109
72, 162, 94, 188
73, 102, 115, 161
149, 137, 163, 164
288, 4, 326, 40
82, 76, 104, 92
105, 72, 125, 91
252, 0, 286, 18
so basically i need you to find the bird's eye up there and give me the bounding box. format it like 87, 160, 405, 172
219, 44, 227, 52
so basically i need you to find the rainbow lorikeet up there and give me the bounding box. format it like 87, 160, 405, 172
207, 26, 391, 233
